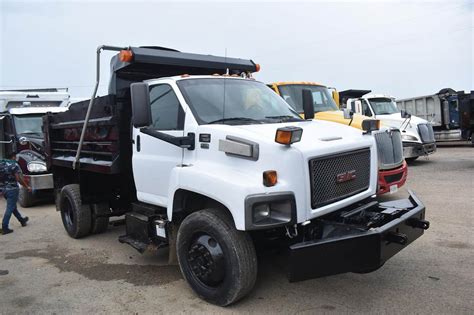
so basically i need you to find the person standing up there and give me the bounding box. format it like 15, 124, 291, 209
1, 153, 31, 235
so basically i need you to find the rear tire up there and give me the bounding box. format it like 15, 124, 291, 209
19, 187, 35, 208
59, 184, 91, 239
177, 208, 257, 306
90, 203, 110, 234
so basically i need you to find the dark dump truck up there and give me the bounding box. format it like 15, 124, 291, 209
44, 45, 429, 306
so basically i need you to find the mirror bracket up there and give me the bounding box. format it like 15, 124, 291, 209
140, 128, 195, 150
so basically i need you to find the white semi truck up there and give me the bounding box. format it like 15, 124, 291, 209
0, 88, 69, 206
339, 90, 436, 161
44, 46, 429, 306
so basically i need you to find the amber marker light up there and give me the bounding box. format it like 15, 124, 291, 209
263, 170, 278, 187
275, 126, 303, 145
255, 64, 261, 72
119, 50, 133, 62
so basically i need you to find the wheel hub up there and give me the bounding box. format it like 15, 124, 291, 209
187, 234, 225, 286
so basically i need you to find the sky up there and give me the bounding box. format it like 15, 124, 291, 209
0, 0, 472, 99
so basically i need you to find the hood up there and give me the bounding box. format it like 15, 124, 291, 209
201, 119, 373, 157
376, 113, 428, 129
314, 110, 369, 130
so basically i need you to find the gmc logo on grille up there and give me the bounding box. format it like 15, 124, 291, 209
336, 170, 356, 183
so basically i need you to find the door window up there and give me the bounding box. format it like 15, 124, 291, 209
149, 84, 184, 130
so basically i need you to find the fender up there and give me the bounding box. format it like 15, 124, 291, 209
167, 164, 274, 230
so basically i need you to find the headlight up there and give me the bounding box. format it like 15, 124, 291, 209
401, 134, 418, 141
245, 193, 296, 230
27, 161, 47, 173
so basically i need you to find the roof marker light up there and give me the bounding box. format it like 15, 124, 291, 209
119, 50, 133, 62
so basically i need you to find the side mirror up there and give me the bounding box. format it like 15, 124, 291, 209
302, 89, 315, 120
131, 82, 152, 128
401, 109, 411, 119
342, 108, 354, 120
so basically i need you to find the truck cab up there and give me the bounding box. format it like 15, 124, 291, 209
340, 90, 437, 161
268, 82, 407, 195
45, 46, 429, 306
0, 89, 69, 206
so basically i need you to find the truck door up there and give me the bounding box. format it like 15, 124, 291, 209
132, 84, 185, 207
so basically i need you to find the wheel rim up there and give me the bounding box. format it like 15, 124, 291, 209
187, 234, 225, 287
62, 198, 74, 228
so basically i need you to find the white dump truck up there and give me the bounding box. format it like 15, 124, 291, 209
339, 90, 436, 161
0, 88, 69, 206
44, 46, 429, 306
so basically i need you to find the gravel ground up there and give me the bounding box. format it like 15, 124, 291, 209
0, 145, 473, 314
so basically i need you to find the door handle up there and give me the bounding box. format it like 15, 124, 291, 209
136, 135, 141, 152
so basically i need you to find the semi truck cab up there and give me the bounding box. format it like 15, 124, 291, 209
340, 90, 437, 161
0, 89, 69, 206
269, 82, 407, 195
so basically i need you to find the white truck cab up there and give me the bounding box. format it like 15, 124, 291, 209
46, 46, 429, 306
341, 90, 436, 160
0, 89, 69, 206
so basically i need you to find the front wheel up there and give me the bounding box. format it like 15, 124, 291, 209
177, 208, 257, 306
19, 186, 35, 208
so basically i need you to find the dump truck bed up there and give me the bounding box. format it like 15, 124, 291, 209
44, 94, 132, 174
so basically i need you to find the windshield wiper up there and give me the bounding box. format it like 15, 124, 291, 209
207, 117, 263, 124
265, 115, 302, 122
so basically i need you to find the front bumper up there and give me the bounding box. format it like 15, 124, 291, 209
377, 160, 408, 195
25, 174, 54, 190
403, 142, 437, 158
288, 190, 428, 282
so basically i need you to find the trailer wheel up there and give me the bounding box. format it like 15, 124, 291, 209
90, 203, 110, 234
177, 208, 257, 306
59, 184, 91, 239
19, 186, 35, 208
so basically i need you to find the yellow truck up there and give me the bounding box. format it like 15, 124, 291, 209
268, 81, 407, 195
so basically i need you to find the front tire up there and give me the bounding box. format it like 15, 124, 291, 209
59, 184, 91, 239
177, 208, 257, 306
19, 187, 35, 208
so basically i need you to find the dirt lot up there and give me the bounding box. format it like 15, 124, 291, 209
1, 146, 473, 314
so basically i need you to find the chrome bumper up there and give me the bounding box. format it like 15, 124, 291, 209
27, 174, 54, 190
403, 142, 437, 158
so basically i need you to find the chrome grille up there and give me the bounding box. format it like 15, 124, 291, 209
418, 123, 435, 143
374, 129, 404, 170
309, 148, 371, 209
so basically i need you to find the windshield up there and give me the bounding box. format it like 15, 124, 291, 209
177, 78, 302, 125
277, 84, 338, 113
13, 115, 44, 137
369, 98, 399, 115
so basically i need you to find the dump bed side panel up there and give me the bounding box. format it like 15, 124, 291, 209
45, 95, 131, 174
396, 95, 442, 126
